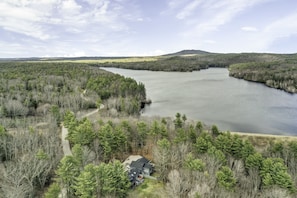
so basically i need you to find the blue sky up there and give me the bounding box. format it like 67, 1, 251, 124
0, 0, 297, 58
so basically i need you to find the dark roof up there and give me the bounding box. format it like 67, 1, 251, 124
144, 163, 153, 170
130, 161, 144, 170
127, 157, 154, 186
136, 157, 149, 164
130, 157, 151, 171
129, 156, 153, 179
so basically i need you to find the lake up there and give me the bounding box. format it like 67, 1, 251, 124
102, 67, 297, 135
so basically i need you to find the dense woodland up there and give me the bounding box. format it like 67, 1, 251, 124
0, 62, 146, 197
0, 62, 146, 120
0, 60, 297, 197
229, 61, 297, 93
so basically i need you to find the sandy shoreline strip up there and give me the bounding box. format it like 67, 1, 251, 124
230, 131, 297, 140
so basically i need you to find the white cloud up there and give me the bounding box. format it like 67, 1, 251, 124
60, 0, 82, 15
215, 13, 297, 53
264, 13, 297, 37
0, 0, 145, 57
3, 20, 50, 40
241, 26, 258, 32
176, 0, 203, 19
0, 0, 132, 42
0, 2, 51, 40
0, 1, 55, 40
163, 0, 281, 53
161, 0, 190, 16
0, 2, 40, 21
1, 0, 296, 57
168, 0, 190, 9
257, 13, 297, 50
178, 0, 273, 40
199, 0, 264, 29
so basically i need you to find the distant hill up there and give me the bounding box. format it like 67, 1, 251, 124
0, 57, 42, 62
0, 56, 132, 62
163, 49, 212, 56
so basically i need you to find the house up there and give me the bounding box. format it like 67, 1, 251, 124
128, 168, 144, 186
123, 155, 154, 187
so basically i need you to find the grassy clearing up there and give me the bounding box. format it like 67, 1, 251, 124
128, 178, 166, 198
231, 131, 297, 151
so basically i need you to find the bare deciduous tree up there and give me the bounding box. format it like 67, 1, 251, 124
261, 187, 292, 198
166, 169, 190, 198
4, 100, 29, 118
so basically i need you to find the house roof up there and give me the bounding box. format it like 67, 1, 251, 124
136, 157, 149, 164
123, 155, 153, 177
144, 162, 153, 170
123, 155, 143, 171
125, 155, 154, 186
130, 160, 145, 170
130, 156, 153, 170
128, 168, 141, 182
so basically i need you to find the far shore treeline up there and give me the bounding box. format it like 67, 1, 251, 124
95, 51, 297, 93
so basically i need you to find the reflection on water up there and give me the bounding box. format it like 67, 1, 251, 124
102, 67, 297, 135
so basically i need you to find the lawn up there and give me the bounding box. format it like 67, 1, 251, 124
128, 177, 166, 198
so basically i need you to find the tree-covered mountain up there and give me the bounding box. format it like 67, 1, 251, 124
162, 49, 212, 56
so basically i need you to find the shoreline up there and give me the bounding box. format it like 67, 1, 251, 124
230, 131, 297, 140
140, 115, 297, 140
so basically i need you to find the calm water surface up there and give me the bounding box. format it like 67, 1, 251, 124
103, 67, 297, 135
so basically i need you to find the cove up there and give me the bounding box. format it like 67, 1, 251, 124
102, 67, 297, 135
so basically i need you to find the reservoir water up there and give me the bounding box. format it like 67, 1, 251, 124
103, 67, 297, 135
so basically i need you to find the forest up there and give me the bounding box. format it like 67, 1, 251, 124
229, 61, 297, 93
0, 62, 146, 197
56, 112, 297, 198
0, 60, 297, 198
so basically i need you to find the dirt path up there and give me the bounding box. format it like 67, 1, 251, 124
59, 106, 103, 198
61, 126, 72, 156
78, 108, 99, 119
61, 107, 101, 157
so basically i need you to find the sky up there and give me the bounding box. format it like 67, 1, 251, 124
0, 0, 297, 58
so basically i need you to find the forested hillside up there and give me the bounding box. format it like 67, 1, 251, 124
229, 61, 297, 93
0, 62, 146, 197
